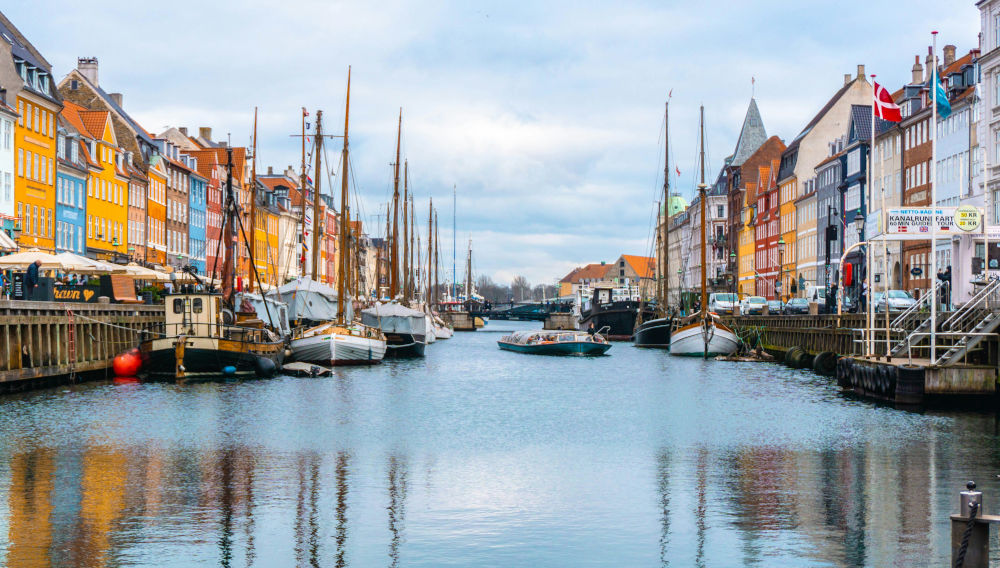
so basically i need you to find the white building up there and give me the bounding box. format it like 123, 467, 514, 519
0, 95, 14, 219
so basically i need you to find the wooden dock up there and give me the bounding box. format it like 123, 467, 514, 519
724, 314, 1000, 406
0, 300, 164, 393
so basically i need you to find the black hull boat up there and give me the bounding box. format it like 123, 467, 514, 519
633, 316, 672, 348
141, 339, 284, 381
580, 300, 655, 341
383, 332, 427, 358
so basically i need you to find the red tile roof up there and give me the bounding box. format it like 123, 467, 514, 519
621, 254, 654, 279
79, 110, 110, 141
573, 263, 610, 282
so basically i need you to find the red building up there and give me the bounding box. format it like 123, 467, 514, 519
754, 159, 781, 298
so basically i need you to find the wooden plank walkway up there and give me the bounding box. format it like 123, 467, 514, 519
0, 300, 164, 392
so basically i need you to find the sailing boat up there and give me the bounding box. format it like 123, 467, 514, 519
635, 99, 674, 348
288, 69, 387, 366
139, 147, 286, 380
362, 109, 428, 357
669, 106, 739, 357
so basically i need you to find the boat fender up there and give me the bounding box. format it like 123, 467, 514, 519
254, 357, 277, 378
879, 366, 890, 396
222, 365, 236, 376
886, 365, 897, 397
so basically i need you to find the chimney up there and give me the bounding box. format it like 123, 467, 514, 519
926, 47, 934, 81
844, 74, 851, 86
912, 55, 923, 84
199, 127, 212, 141
944, 44, 956, 67
267, 166, 273, 175
856, 64, 865, 79
109, 92, 123, 107
77, 57, 98, 86
179, 127, 188, 136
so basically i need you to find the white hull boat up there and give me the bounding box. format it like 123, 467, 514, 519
291, 323, 386, 366
669, 319, 739, 357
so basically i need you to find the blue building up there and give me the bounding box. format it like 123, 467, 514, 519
55, 115, 87, 254
187, 163, 207, 275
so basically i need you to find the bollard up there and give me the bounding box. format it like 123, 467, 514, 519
952, 481, 989, 568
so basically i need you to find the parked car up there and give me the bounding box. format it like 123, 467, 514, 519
876, 289, 917, 313
842, 294, 859, 313
708, 293, 739, 315
783, 297, 810, 314
740, 296, 767, 315
766, 299, 784, 314
805, 285, 826, 308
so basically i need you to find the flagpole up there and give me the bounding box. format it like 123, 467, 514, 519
868, 74, 876, 358
930, 31, 939, 363
881, 105, 890, 360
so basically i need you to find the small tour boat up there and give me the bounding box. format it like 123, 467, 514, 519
497, 330, 611, 356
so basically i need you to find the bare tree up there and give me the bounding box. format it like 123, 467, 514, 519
511, 275, 531, 302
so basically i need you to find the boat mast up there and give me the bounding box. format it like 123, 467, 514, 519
310, 111, 323, 280
663, 100, 670, 314
409, 193, 415, 302
402, 160, 409, 302
427, 198, 433, 308
698, 105, 707, 320
466, 239, 472, 307
222, 148, 236, 309
384, 203, 390, 300
248, 107, 258, 293
336, 68, 351, 323
434, 210, 439, 306
300, 107, 308, 278
452, 185, 456, 301
390, 110, 401, 299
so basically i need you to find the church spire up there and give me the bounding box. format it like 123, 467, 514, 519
730, 98, 767, 167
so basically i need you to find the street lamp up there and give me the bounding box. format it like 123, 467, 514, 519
777, 236, 786, 301
854, 211, 865, 240
729, 250, 737, 296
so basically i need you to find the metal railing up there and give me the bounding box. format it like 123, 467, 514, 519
891, 279, 942, 329
942, 277, 1000, 332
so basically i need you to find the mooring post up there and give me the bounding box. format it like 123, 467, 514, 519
952, 481, 988, 568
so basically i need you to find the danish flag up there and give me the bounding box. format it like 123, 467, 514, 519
873, 82, 902, 122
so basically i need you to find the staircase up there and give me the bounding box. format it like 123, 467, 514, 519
888, 280, 943, 358
933, 278, 1000, 366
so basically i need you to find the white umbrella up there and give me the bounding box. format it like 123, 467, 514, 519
123, 263, 170, 281
0, 250, 62, 270
53, 252, 126, 274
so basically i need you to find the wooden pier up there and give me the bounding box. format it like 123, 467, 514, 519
0, 300, 164, 393
723, 313, 1000, 406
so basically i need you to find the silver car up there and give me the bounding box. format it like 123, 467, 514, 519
876, 289, 917, 313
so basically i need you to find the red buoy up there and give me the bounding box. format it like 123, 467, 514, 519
113, 348, 143, 377
113, 376, 140, 385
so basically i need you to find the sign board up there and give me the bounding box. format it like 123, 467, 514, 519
885, 207, 984, 236
910, 267, 923, 276
53, 285, 99, 303
955, 205, 982, 232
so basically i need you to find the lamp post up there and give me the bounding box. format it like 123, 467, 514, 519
825, 205, 838, 313
777, 236, 786, 302
854, 210, 865, 307
729, 250, 737, 297
677, 267, 683, 314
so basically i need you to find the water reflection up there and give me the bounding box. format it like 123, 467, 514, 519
655, 450, 670, 567
387, 454, 408, 568
3, 325, 1000, 567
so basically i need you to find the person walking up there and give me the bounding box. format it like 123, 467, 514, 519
860, 278, 869, 313
25, 260, 41, 300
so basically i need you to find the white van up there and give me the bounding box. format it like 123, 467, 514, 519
805, 285, 826, 307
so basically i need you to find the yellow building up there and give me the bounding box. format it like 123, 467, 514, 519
778, 176, 797, 301
61, 101, 128, 260
10, 53, 62, 251
737, 179, 758, 296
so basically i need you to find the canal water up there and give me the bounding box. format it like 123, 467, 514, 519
1, 320, 999, 567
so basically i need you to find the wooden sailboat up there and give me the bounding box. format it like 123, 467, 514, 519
289, 69, 387, 366
362, 110, 428, 356
669, 106, 739, 357
635, 98, 674, 348
139, 147, 286, 380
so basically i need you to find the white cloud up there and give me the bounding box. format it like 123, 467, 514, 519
6, 0, 981, 286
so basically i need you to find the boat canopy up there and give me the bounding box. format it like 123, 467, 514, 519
266, 277, 352, 323
361, 301, 426, 335
237, 292, 291, 337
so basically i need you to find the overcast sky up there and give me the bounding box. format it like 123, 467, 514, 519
5, 1, 981, 286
